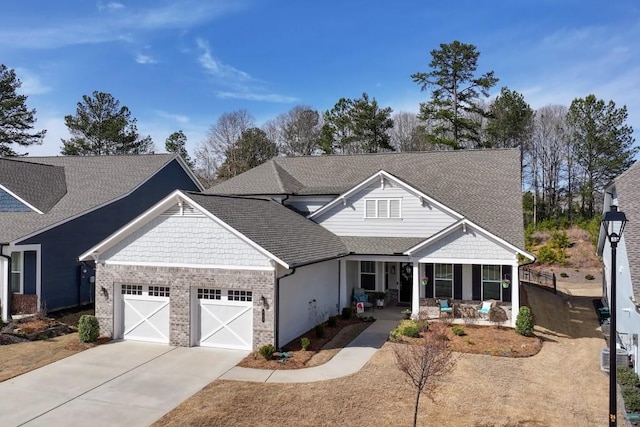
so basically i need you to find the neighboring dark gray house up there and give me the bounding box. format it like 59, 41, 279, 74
0, 154, 202, 321
81, 149, 533, 351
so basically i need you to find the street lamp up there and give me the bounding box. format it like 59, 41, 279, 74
602, 204, 628, 426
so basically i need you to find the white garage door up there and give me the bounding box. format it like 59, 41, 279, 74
121, 284, 170, 343
197, 288, 253, 350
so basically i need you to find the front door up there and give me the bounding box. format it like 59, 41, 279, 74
399, 262, 413, 304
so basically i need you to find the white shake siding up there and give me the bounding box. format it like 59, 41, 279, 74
415, 228, 516, 262
101, 215, 272, 268
314, 180, 457, 237
278, 260, 339, 347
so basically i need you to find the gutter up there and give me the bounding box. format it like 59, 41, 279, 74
0, 244, 12, 322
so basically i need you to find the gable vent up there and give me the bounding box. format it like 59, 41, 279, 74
161, 201, 204, 217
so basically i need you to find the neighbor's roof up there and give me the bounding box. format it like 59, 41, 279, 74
208, 149, 525, 249
0, 158, 67, 213
0, 154, 183, 243
612, 162, 640, 301
187, 193, 349, 268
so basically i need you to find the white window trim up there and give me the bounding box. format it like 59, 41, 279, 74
359, 261, 376, 291
481, 264, 503, 301
363, 198, 402, 219
434, 263, 453, 299
10, 251, 23, 294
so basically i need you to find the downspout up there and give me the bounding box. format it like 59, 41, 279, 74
0, 244, 12, 321
275, 267, 296, 349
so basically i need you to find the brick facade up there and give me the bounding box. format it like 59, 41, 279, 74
95, 263, 275, 349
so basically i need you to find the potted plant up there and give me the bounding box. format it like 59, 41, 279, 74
373, 291, 387, 308
421, 276, 429, 286
501, 278, 511, 288
401, 308, 412, 319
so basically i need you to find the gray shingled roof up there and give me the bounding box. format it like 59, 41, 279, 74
340, 236, 426, 255
0, 158, 67, 213
613, 162, 640, 302
0, 154, 179, 243
208, 149, 526, 249
187, 193, 348, 268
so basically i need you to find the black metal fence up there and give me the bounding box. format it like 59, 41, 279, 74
519, 266, 557, 294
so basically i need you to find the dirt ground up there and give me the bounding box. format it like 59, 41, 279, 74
154, 282, 613, 427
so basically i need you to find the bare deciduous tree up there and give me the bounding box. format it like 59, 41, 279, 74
264, 105, 322, 156
393, 322, 457, 427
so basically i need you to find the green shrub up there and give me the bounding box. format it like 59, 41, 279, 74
300, 337, 311, 351
358, 315, 376, 322
392, 320, 421, 338
585, 274, 595, 281
550, 230, 571, 249
465, 338, 475, 346
315, 324, 326, 338
618, 367, 640, 387
327, 315, 338, 328
258, 344, 275, 360
451, 325, 466, 336
78, 315, 99, 343
560, 272, 569, 278
622, 385, 640, 413
341, 307, 352, 320
536, 244, 557, 264
515, 306, 534, 336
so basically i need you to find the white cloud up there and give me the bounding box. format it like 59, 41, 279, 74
216, 91, 297, 103
97, 1, 125, 12
15, 68, 51, 96
135, 53, 157, 64
154, 110, 190, 124
195, 38, 251, 83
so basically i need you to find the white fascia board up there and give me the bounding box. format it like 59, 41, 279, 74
79, 189, 185, 261
80, 191, 290, 270
344, 255, 411, 263
308, 170, 463, 221
419, 257, 518, 265
0, 184, 44, 214
13, 157, 200, 244
405, 218, 536, 261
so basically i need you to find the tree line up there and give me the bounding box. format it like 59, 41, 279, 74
1, 40, 637, 224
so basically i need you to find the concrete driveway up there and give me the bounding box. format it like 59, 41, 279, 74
0, 341, 247, 427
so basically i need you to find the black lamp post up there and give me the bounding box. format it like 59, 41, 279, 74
602, 205, 628, 426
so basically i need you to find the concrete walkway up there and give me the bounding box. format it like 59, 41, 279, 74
221, 317, 399, 383
0, 341, 247, 427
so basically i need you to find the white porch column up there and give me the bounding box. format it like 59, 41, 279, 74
1, 256, 9, 322
511, 261, 520, 327
412, 260, 420, 317
339, 259, 348, 310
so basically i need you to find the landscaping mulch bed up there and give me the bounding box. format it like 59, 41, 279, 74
238, 317, 373, 369
397, 323, 542, 357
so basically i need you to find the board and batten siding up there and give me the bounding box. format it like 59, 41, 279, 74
415, 227, 516, 262
314, 180, 457, 237
101, 213, 272, 268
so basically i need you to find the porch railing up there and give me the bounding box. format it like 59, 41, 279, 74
519, 266, 557, 294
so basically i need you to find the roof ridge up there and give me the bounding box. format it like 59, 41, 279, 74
186, 192, 275, 203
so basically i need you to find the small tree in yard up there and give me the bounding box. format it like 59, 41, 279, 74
515, 306, 535, 336
393, 322, 457, 427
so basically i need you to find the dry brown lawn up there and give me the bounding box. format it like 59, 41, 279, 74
0, 333, 107, 382
154, 283, 612, 427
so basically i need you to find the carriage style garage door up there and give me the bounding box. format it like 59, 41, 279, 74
121, 285, 170, 343
196, 288, 253, 350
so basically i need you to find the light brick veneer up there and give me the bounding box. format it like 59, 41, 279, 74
95, 263, 275, 349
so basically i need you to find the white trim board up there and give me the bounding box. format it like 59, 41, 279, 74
103, 260, 276, 271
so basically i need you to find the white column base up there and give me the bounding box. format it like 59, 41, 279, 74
411, 261, 420, 317
511, 262, 520, 327
339, 259, 348, 310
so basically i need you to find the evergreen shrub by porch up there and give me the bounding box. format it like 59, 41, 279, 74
391, 320, 422, 338
341, 307, 352, 319
315, 324, 326, 338
259, 344, 275, 360
618, 366, 640, 388
515, 306, 534, 336
622, 385, 640, 413
300, 337, 310, 351
78, 315, 99, 343
327, 315, 338, 328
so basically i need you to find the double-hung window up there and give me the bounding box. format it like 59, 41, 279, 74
482, 265, 502, 300
434, 263, 453, 298
360, 261, 376, 291
364, 199, 401, 219
10, 252, 22, 294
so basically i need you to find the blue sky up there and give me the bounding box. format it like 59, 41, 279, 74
2, 1, 639, 157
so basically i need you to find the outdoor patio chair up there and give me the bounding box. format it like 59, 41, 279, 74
352, 288, 373, 312
437, 298, 453, 318
476, 300, 496, 319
